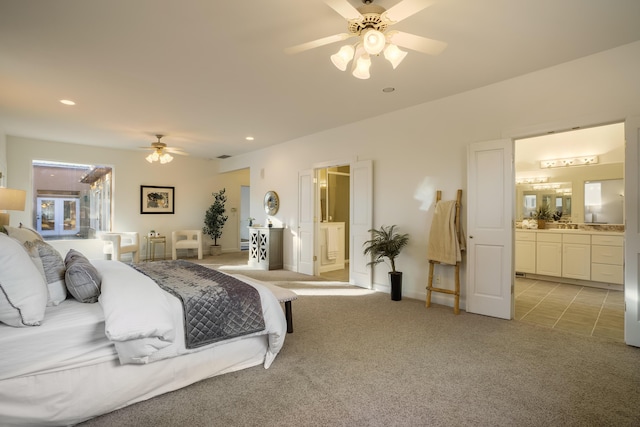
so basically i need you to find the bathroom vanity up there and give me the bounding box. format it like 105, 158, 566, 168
515, 228, 623, 290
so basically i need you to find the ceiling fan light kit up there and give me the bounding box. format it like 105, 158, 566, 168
146, 151, 174, 164
143, 134, 186, 164
288, 0, 447, 80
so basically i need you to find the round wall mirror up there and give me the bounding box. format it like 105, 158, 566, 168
264, 191, 279, 215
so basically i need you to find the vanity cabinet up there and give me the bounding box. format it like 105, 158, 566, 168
591, 235, 624, 284
536, 233, 562, 277
516, 230, 624, 287
248, 227, 283, 270
515, 232, 536, 274
562, 234, 591, 280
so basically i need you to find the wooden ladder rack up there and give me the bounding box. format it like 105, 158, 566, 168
426, 189, 463, 314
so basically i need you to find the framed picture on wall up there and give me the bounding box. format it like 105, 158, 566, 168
140, 185, 175, 214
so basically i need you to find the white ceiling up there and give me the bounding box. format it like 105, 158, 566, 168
1, 0, 639, 160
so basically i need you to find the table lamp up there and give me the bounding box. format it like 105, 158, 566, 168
0, 188, 27, 227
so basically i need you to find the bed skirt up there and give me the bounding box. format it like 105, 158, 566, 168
0, 334, 268, 426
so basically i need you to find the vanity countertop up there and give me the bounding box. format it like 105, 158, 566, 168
517, 228, 623, 236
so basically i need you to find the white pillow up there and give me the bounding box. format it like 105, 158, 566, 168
4, 224, 43, 245
0, 233, 48, 326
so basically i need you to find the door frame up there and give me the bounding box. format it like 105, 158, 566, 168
503, 116, 634, 345
298, 157, 372, 288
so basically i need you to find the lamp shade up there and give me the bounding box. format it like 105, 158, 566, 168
0, 188, 26, 211
0, 188, 26, 227
384, 43, 408, 69
331, 45, 355, 71
160, 153, 173, 164
362, 29, 385, 55
352, 53, 371, 79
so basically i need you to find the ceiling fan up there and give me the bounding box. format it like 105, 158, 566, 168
141, 135, 187, 164
285, 0, 447, 79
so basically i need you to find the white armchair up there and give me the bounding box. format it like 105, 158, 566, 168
102, 232, 140, 263
172, 230, 203, 260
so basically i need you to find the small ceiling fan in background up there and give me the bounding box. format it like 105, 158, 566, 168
285, 0, 447, 79
141, 135, 187, 164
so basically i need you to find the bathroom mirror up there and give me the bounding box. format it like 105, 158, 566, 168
584, 179, 623, 224
517, 182, 572, 221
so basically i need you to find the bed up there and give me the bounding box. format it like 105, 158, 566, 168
0, 228, 287, 426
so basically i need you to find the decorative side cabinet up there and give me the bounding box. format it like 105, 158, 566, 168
248, 227, 283, 270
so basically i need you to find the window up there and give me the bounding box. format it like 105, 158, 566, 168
32, 161, 112, 239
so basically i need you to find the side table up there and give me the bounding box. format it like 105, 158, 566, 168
145, 235, 166, 261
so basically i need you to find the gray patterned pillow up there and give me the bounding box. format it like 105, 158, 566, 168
64, 251, 102, 303
24, 240, 67, 306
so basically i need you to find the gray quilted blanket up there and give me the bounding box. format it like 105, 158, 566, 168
131, 260, 265, 349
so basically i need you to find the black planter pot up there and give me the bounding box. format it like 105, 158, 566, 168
389, 272, 403, 301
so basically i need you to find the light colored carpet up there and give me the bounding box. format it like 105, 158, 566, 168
80, 253, 640, 426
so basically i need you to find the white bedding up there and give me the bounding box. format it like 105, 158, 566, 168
1, 260, 286, 381
95, 260, 286, 367
0, 298, 116, 381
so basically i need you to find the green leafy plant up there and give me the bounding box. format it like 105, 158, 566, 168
362, 225, 409, 273
203, 188, 228, 246
533, 204, 554, 221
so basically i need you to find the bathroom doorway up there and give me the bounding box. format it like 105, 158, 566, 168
513, 122, 625, 340
317, 165, 350, 282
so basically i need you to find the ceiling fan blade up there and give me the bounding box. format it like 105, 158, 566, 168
165, 148, 188, 155
384, 0, 436, 23
285, 33, 353, 55
324, 0, 363, 21
389, 31, 447, 55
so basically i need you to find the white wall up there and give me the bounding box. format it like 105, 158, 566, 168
5, 136, 246, 258
219, 41, 640, 306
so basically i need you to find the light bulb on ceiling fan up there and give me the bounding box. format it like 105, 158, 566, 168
331, 44, 355, 71
352, 53, 371, 79
362, 29, 385, 55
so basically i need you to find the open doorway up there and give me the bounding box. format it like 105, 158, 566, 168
317, 165, 350, 282
513, 122, 625, 341
240, 185, 250, 251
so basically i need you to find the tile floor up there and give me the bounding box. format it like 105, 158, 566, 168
515, 277, 624, 342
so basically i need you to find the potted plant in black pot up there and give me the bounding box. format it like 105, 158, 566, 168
203, 188, 228, 256
363, 225, 409, 301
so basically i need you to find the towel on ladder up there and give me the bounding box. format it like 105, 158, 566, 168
427, 200, 465, 265
326, 226, 339, 260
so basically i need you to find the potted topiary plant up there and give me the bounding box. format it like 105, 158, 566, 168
203, 188, 228, 256
363, 225, 409, 301
533, 204, 553, 229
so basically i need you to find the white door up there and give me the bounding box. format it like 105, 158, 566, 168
624, 116, 640, 347
350, 160, 373, 288
298, 169, 315, 275
467, 139, 514, 319
36, 197, 80, 237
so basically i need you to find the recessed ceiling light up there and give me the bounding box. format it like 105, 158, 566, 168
245, 136, 254, 141
382, 87, 395, 93
60, 99, 76, 105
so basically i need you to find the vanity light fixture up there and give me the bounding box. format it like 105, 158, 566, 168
532, 183, 561, 190
516, 177, 548, 184
539, 155, 598, 169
